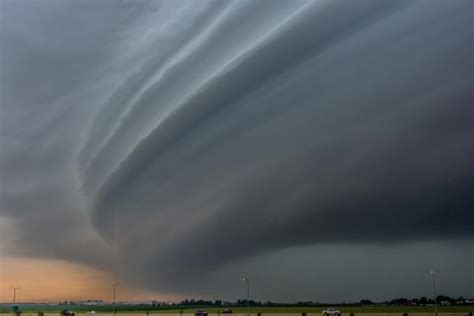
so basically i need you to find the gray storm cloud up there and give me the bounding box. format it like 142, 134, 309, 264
1, 0, 473, 300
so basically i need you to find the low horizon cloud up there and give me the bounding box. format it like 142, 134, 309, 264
1, 0, 472, 302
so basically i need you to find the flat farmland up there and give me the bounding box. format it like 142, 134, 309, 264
4, 306, 473, 314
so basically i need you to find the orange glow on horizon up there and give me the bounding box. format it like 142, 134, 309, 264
0, 257, 176, 303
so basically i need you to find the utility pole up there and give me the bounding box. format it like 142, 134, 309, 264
10, 287, 21, 303
242, 278, 250, 316
430, 270, 438, 316
112, 283, 120, 314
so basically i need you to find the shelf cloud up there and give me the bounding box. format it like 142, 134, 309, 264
1, 0, 472, 300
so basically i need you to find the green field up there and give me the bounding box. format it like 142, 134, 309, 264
147, 306, 471, 314
1, 305, 472, 314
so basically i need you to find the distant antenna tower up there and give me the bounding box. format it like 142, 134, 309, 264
10, 286, 21, 303
112, 282, 120, 314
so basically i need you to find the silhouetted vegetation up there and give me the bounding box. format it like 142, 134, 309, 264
1, 295, 472, 314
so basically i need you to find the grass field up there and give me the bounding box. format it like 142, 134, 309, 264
1, 306, 472, 314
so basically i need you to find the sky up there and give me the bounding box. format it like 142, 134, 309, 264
0, 0, 473, 303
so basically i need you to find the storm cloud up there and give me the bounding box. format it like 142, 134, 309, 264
1, 0, 473, 300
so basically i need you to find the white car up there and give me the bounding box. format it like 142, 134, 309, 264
322, 308, 341, 316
